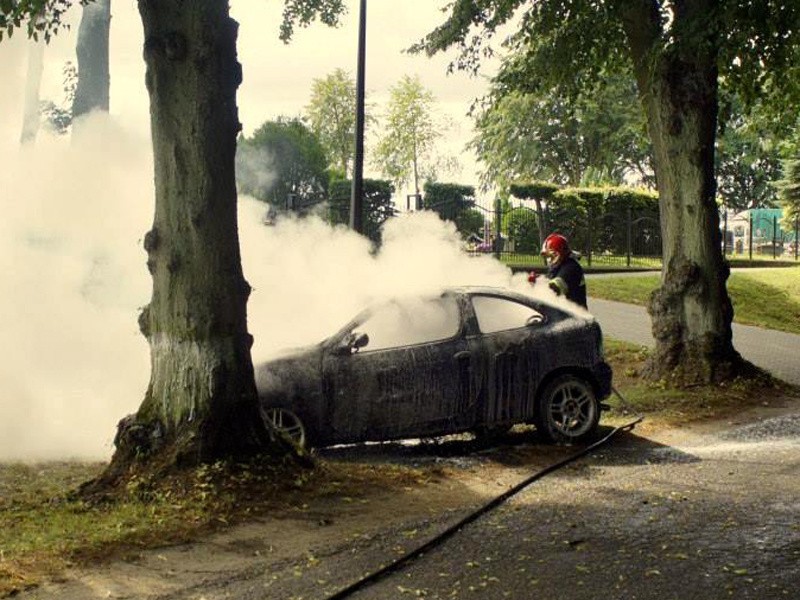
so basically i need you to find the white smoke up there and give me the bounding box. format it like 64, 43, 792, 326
0, 113, 153, 461
0, 2, 529, 462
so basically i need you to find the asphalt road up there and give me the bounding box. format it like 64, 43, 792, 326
587, 297, 800, 387
339, 416, 800, 600
142, 414, 800, 600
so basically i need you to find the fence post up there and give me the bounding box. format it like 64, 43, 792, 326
773, 216, 778, 259
626, 207, 632, 267
494, 197, 501, 260
749, 212, 753, 261
795, 216, 799, 261
586, 208, 593, 267
723, 209, 728, 256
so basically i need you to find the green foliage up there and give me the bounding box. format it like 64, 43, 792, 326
509, 181, 559, 201
422, 182, 475, 212
776, 130, 800, 225
504, 206, 540, 253
0, 0, 83, 43
717, 91, 787, 210
40, 60, 76, 134
279, 0, 346, 43
422, 182, 483, 238
328, 178, 396, 244
304, 68, 363, 177
454, 208, 486, 240
547, 186, 660, 255
373, 75, 449, 195
236, 117, 329, 211
470, 71, 652, 190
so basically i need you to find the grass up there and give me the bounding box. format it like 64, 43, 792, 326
601, 339, 795, 428
0, 458, 436, 597
588, 265, 800, 335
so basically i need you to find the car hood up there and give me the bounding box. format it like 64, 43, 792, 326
254, 344, 323, 399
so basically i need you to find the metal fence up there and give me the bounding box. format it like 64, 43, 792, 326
321, 196, 799, 267
438, 200, 664, 269
720, 209, 800, 262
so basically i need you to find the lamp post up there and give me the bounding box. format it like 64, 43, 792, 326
349, 0, 366, 234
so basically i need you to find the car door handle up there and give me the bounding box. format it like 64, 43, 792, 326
454, 351, 471, 360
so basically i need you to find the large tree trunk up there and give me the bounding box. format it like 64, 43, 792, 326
72, 0, 111, 118
19, 38, 44, 144
106, 0, 276, 475
622, 0, 745, 386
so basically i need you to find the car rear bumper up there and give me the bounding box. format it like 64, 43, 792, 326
592, 361, 613, 400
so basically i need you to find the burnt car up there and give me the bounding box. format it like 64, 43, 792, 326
256, 286, 612, 448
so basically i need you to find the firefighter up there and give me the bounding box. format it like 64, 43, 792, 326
528, 233, 587, 308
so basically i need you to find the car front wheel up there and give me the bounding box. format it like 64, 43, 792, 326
535, 374, 599, 443
262, 407, 307, 449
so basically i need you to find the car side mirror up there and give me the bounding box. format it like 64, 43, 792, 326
352, 332, 369, 351
334, 331, 370, 355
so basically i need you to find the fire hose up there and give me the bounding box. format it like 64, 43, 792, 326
324, 387, 642, 600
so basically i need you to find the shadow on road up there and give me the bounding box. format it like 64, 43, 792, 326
315, 424, 700, 473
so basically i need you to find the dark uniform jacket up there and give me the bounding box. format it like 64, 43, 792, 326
547, 255, 587, 308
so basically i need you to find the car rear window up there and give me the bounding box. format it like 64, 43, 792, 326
471, 295, 545, 334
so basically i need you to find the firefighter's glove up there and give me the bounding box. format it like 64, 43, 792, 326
549, 278, 568, 297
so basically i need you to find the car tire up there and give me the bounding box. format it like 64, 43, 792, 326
534, 374, 599, 444
262, 407, 307, 449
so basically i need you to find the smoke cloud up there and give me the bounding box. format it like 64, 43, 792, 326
0, 112, 536, 461
0, 8, 545, 462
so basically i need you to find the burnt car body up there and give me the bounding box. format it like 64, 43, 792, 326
256, 286, 612, 448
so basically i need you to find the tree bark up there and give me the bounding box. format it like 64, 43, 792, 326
622, 0, 746, 385
72, 0, 111, 118
105, 0, 275, 474
19, 38, 44, 144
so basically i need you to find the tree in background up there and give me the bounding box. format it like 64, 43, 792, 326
777, 145, 800, 227
304, 68, 360, 177
373, 75, 454, 198
72, 0, 111, 119
18, 15, 45, 144
422, 182, 484, 239
471, 71, 652, 190
509, 181, 560, 248
328, 178, 396, 244
237, 117, 329, 213
716, 90, 787, 211
40, 61, 77, 134
416, 0, 800, 386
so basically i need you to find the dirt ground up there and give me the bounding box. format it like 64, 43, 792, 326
16, 396, 800, 600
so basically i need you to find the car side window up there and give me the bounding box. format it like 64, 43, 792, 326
471, 295, 545, 334
355, 295, 461, 352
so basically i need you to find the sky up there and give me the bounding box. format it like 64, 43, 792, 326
6, 0, 499, 188
0, 1, 557, 462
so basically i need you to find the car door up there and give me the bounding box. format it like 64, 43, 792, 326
321, 294, 474, 444
467, 294, 551, 426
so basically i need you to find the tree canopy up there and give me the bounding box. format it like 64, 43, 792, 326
415, 0, 800, 386
471, 69, 652, 191
304, 68, 360, 178
236, 117, 329, 211
373, 75, 452, 196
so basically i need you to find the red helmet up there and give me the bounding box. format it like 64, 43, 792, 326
541, 233, 570, 258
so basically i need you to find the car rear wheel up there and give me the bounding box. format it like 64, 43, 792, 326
262, 407, 307, 449
535, 374, 599, 443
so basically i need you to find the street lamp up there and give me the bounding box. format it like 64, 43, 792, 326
349, 0, 366, 234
